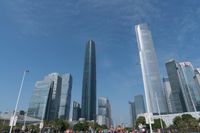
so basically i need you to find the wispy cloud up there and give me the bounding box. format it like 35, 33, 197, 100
177, 8, 200, 43
4, 0, 161, 37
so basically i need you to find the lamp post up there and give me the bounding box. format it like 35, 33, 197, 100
9, 70, 29, 133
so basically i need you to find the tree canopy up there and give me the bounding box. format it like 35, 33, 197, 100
43, 119, 69, 132
73, 121, 89, 131
173, 114, 199, 132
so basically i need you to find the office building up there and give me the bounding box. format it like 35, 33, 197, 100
59, 74, 73, 120
81, 40, 97, 121
163, 78, 173, 113
179, 62, 200, 111
135, 23, 168, 114
128, 101, 136, 128
97, 97, 112, 128
166, 60, 200, 112
47, 73, 62, 120
194, 68, 200, 96
72, 101, 81, 121
166, 60, 187, 113
27, 75, 54, 120
28, 73, 72, 120
134, 95, 145, 116
194, 68, 200, 110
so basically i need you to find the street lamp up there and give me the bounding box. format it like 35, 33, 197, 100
9, 70, 29, 133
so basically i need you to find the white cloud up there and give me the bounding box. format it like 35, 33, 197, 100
4, 0, 162, 37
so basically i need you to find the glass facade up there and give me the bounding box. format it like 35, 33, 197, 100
166, 60, 187, 113
135, 23, 168, 113
128, 101, 136, 127
28, 73, 72, 120
163, 78, 173, 113
47, 73, 62, 120
81, 40, 96, 121
97, 97, 112, 128
179, 62, 199, 111
165, 60, 199, 112
194, 68, 200, 110
134, 95, 145, 116
72, 101, 81, 121
27, 78, 53, 120
58, 74, 72, 120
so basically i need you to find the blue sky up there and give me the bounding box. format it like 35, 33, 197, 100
1, 0, 200, 125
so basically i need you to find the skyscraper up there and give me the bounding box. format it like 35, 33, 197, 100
58, 74, 72, 120
97, 97, 112, 128
27, 77, 54, 120
163, 78, 173, 113
135, 23, 168, 114
194, 68, 200, 97
48, 73, 62, 120
165, 60, 199, 112
128, 101, 136, 128
194, 68, 200, 110
166, 60, 187, 113
28, 73, 72, 120
134, 95, 145, 116
72, 101, 81, 121
81, 40, 96, 121
179, 62, 197, 112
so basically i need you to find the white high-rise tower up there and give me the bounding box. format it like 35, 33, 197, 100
135, 23, 168, 113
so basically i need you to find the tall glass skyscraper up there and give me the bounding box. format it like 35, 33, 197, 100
28, 73, 72, 121
58, 74, 72, 120
27, 78, 54, 120
194, 68, 200, 110
165, 60, 199, 112
48, 73, 62, 120
72, 101, 81, 121
166, 60, 187, 113
179, 62, 199, 111
135, 23, 168, 114
97, 97, 112, 128
128, 101, 136, 128
134, 95, 145, 116
81, 40, 96, 121
163, 78, 174, 113
194, 68, 200, 97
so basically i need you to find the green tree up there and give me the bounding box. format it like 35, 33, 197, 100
135, 116, 146, 128
94, 123, 103, 131
152, 119, 166, 130
43, 119, 69, 132
27, 124, 39, 132
124, 127, 133, 132
52, 119, 69, 132
101, 124, 108, 129
173, 116, 186, 132
182, 114, 199, 131
173, 114, 199, 132
0, 125, 10, 132
73, 121, 89, 131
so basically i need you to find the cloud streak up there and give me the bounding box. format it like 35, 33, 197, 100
4, 0, 162, 37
